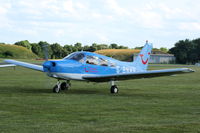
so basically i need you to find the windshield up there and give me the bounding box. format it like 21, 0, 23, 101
64, 53, 85, 62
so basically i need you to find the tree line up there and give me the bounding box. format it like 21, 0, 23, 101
11, 40, 129, 59
169, 38, 200, 64
3, 38, 200, 64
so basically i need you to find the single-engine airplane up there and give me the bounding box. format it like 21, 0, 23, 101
0, 41, 194, 93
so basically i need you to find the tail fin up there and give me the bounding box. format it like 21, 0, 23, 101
133, 41, 153, 71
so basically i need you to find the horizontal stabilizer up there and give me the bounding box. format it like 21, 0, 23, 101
4, 59, 43, 72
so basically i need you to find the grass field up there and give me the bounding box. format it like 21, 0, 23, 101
0, 60, 200, 133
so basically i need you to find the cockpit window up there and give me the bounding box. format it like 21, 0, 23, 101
99, 58, 108, 66
110, 62, 116, 67
86, 56, 98, 65
64, 53, 74, 59
64, 53, 84, 62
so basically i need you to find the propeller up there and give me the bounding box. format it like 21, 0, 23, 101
41, 44, 55, 89
42, 44, 50, 73
42, 44, 49, 61
42, 44, 56, 78
42, 44, 53, 77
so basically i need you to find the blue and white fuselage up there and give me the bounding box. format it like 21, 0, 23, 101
43, 51, 147, 81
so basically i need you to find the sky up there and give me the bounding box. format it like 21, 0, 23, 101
0, 0, 200, 49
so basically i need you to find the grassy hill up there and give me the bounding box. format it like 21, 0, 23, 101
0, 44, 38, 59
95, 49, 169, 61
95, 49, 141, 61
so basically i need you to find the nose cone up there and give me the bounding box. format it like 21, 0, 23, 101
43, 61, 59, 73
43, 61, 51, 69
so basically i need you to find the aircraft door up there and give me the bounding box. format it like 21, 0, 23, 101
84, 55, 99, 74
98, 57, 109, 74
84, 56, 109, 75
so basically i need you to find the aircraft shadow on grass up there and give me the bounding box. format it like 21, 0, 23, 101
0, 85, 179, 99
0, 86, 103, 95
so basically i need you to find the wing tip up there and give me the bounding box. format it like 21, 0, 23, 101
181, 68, 195, 73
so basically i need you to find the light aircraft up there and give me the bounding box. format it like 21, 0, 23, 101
0, 42, 194, 93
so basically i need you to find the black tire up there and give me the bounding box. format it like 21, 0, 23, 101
53, 85, 60, 93
110, 85, 118, 94
61, 82, 67, 90
61, 82, 70, 90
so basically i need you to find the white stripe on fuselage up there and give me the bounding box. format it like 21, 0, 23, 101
48, 73, 96, 80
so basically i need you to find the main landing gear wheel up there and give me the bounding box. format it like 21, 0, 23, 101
110, 85, 118, 94
53, 84, 60, 93
61, 81, 70, 90
110, 81, 118, 94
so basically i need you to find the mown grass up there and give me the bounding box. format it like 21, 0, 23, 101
0, 61, 199, 133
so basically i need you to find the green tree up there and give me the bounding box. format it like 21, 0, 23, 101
160, 47, 168, 53
109, 43, 118, 49
91, 43, 98, 51
83, 45, 90, 51
193, 38, 200, 62
88, 46, 96, 52
169, 39, 196, 64
118, 45, 128, 49
134, 46, 143, 49
50, 43, 63, 59
74, 42, 82, 51
63, 45, 74, 56
38, 41, 52, 59
15, 40, 31, 50
97, 44, 108, 50
31, 43, 42, 57
3, 51, 13, 57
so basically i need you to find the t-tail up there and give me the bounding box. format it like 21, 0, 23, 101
133, 41, 153, 71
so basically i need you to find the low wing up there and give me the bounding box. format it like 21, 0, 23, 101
83, 68, 194, 82
0, 64, 16, 67
4, 59, 44, 72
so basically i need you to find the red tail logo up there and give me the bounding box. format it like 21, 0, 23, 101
140, 52, 150, 65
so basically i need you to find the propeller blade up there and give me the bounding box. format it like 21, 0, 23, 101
42, 44, 49, 61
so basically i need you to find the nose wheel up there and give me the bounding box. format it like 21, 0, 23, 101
53, 80, 71, 93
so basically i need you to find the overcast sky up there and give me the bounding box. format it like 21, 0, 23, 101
0, 0, 200, 48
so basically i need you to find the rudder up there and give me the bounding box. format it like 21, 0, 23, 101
133, 41, 153, 71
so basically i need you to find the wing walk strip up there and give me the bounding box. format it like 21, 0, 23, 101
83, 68, 194, 82
4, 59, 44, 72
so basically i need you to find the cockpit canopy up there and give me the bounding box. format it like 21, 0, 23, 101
63, 52, 116, 67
